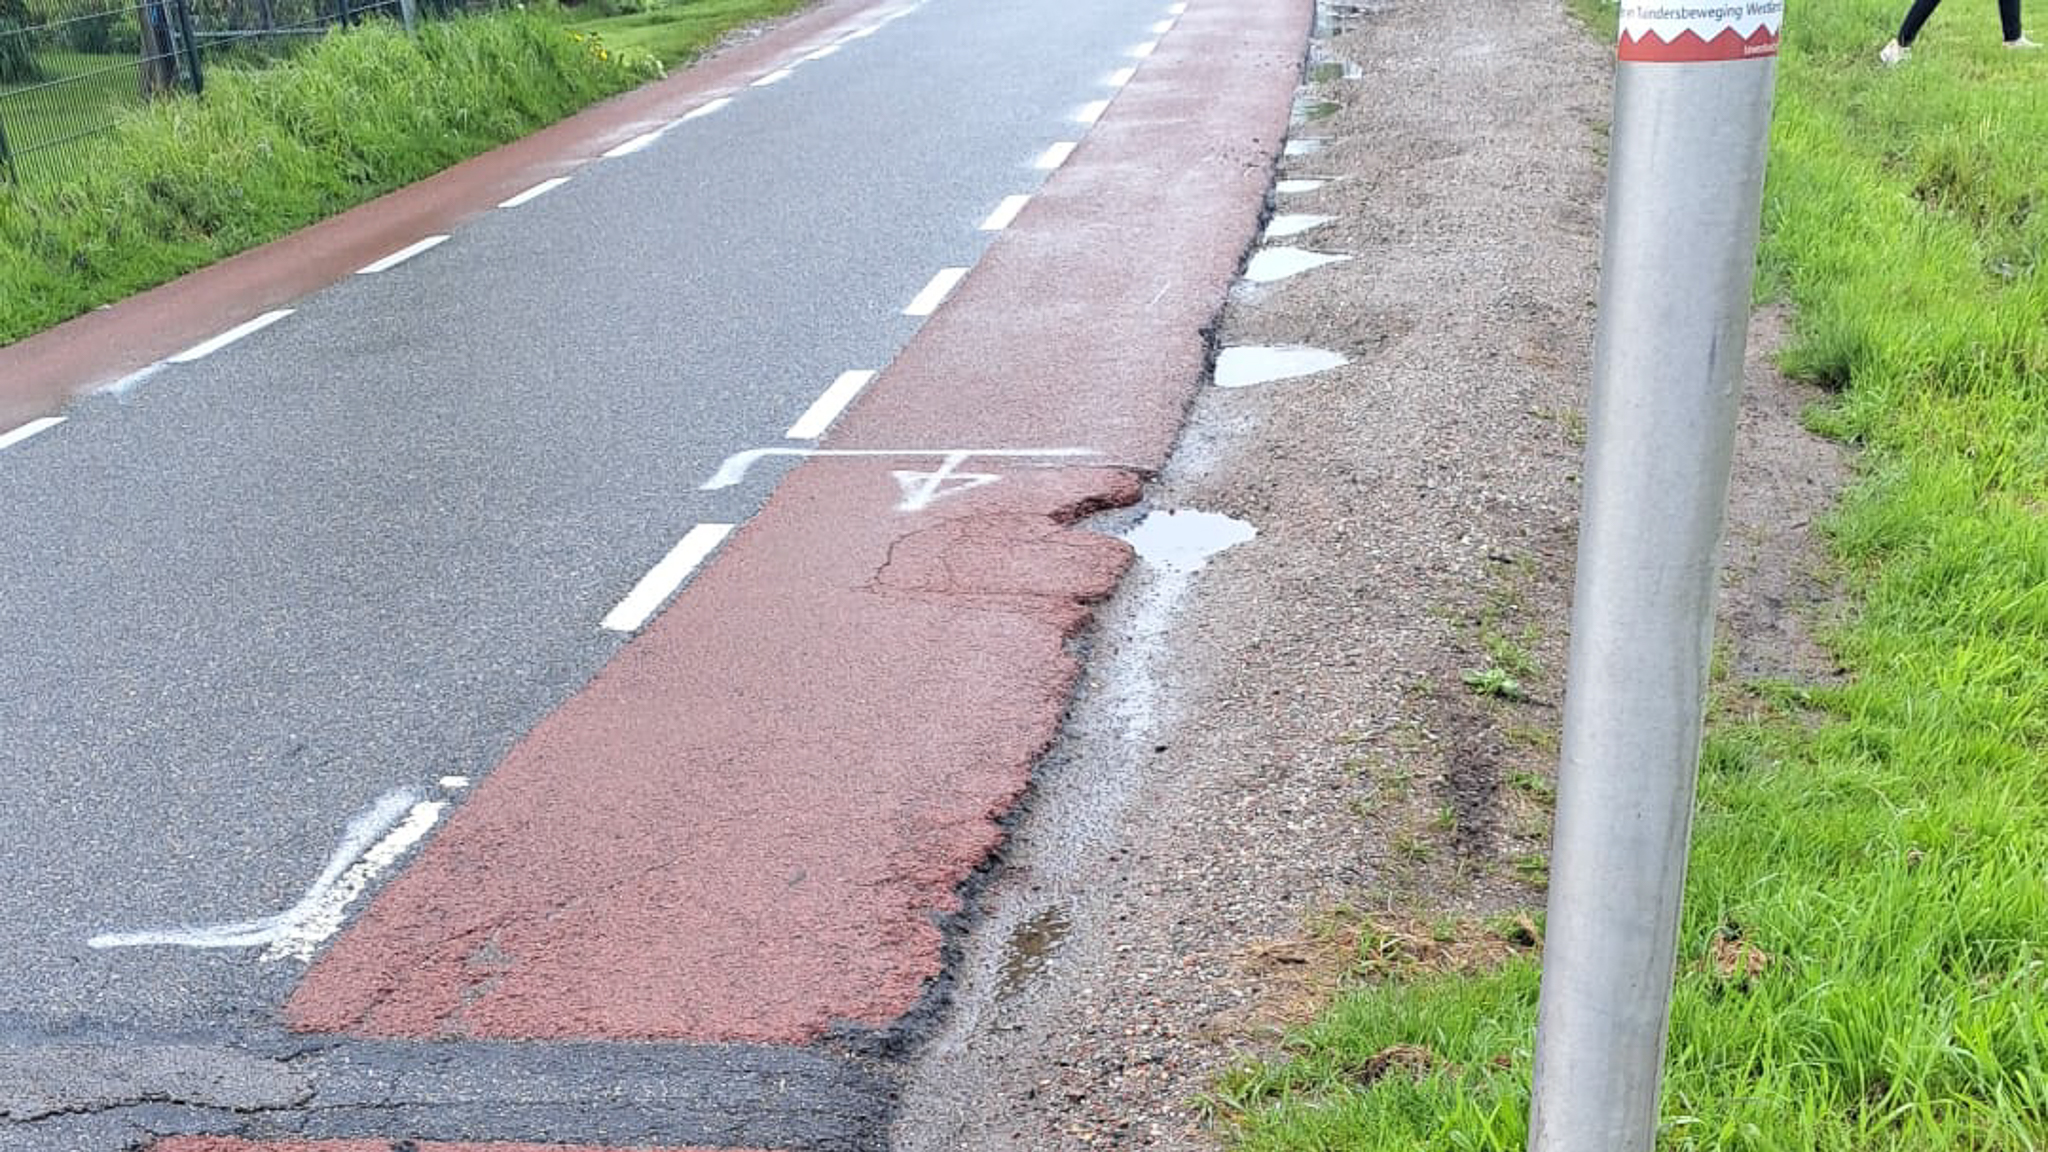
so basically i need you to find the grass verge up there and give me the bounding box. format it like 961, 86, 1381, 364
0, 0, 802, 346
1216, 2, 2046, 1149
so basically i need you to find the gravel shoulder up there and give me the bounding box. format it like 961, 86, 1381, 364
893, 0, 1847, 1147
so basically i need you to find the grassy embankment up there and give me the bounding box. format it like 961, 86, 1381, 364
1215, 2, 2046, 1149
0, 0, 803, 346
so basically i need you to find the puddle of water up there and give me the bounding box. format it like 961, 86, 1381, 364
1283, 138, 1326, 156
1214, 345, 1349, 389
1243, 246, 1351, 284
1292, 98, 1341, 123
1120, 509, 1257, 574
1275, 178, 1328, 195
1264, 213, 1333, 239
997, 905, 1072, 998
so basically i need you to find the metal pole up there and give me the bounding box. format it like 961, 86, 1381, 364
399, 0, 417, 33
1527, 5, 1781, 1150
0, 110, 15, 184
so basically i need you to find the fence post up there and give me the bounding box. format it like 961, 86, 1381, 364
172, 0, 202, 95
0, 109, 15, 183
399, 0, 417, 33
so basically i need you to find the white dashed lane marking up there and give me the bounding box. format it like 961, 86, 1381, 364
786, 370, 879, 439
168, 310, 295, 363
1035, 141, 1078, 169
980, 195, 1031, 231
498, 178, 570, 209
904, 267, 969, 317
356, 235, 450, 275
0, 417, 64, 452
602, 524, 736, 633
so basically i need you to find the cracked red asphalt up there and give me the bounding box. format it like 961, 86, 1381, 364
284, 0, 1309, 1049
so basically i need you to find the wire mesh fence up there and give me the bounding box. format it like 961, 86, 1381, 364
0, 0, 436, 183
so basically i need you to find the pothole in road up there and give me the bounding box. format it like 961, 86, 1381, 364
998, 905, 1074, 998
1120, 509, 1257, 573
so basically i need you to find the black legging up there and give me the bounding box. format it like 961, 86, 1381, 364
1898, 0, 2023, 43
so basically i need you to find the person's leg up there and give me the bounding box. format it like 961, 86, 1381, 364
1997, 0, 2027, 42
1897, 0, 1944, 44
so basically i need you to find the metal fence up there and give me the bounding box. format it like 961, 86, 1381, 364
0, 0, 410, 183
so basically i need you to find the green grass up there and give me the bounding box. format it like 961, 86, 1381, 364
0, 0, 805, 345
1217, 3, 2047, 1148
559, 0, 809, 64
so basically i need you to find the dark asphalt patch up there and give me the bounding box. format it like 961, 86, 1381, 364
1, 1032, 889, 1152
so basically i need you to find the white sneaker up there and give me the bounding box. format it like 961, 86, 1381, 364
1880, 38, 1910, 63
2006, 33, 2041, 47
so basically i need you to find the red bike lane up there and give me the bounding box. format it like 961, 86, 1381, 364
285, 0, 1305, 1052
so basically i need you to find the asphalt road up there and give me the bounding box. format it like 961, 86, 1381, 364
0, 0, 1162, 1069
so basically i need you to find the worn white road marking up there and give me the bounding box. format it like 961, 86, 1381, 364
439, 775, 471, 790
0, 417, 64, 452
786, 370, 878, 439
1150, 17, 1175, 32
1168, 1, 1187, 12
168, 310, 295, 363
602, 523, 735, 633
701, 446, 1098, 492
1283, 137, 1326, 156
803, 42, 841, 60
980, 194, 1031, 231
680, 96, 735, 123
1035, 141, 1078, 169
603, 129, 666, 158
89, 787, 443, 960
752, 67, 794, 86
1129, 39, 1158, 56
356, 235, 450, 275
892, 452, 1001, 512
498, 177, 570, 209
1275, 178, 1327, 194
1107, 66, 1137, 87
904, 267, 969, 316
98, 363, 167, 398
1073, 99, 1110, 125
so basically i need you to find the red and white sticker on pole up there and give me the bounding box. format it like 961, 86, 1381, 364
1617, 0, 1783, 60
